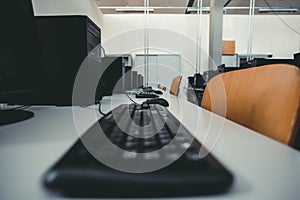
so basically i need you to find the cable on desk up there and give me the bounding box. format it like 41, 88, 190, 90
0, 105, 31, 111
97, 93, 141, 116
96, 101, 107, 116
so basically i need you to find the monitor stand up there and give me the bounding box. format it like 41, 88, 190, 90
0, 110, 34, 126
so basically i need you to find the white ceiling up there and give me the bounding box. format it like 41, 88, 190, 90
95, 0, 300, 14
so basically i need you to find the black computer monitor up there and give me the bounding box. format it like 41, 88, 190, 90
137, 74, 143, 88
132, 71, 138, 89
240, 59, 257, 68
124, 67, 132, 91
97, 56, 123, 98
293, 52, 300, 68
0, 0, 43, 125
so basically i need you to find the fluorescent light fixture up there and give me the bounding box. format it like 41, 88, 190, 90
258, 8, 298, 13
186, 7, 210, 13
115, 7, 154, 13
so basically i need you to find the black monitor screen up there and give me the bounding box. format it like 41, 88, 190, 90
240, 59, 257, 69
97, 57, 123, 98
0, 0, 42, 104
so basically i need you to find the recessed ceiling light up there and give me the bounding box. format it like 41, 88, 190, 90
258, 8, 298, 13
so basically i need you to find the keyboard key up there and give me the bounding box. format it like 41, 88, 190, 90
144, 152, 160, 160
124, 141, 138, 150
123, 151, 137, 160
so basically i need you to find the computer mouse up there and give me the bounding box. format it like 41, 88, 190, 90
143, 88, 152, 92
143, 88, 163, 95
143, 98, 169, 107
153, 90, 163, 95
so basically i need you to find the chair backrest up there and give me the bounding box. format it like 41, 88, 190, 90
157, 84, 166, 91
201, 64, 300, 145
170, 75, 182, 96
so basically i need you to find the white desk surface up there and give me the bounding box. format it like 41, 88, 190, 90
0, 93, 300, 200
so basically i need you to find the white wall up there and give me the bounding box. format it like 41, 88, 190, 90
102, 14, 211, 77
32, 0, 103, 28
102, 14, 300, 60
223, 15, 300, 59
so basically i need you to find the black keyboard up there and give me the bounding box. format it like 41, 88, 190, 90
136, 92, 159, 98
44, 104, 233, 197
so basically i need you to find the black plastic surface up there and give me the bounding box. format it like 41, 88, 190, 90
143, 98, 169, 107
44, 104, 233, 197
0, 110, 34, 126
135, 92, 159, 98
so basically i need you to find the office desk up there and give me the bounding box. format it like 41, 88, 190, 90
0, 93, 300, 199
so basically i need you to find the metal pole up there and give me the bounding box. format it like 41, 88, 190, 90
144, 0, 150, 86
209, 0, 223, 70
196, 0, 203, 73
247, 0, 256, 61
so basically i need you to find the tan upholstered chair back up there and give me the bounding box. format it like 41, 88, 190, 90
201, 64, 300, 145
170, 75, 182, 96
